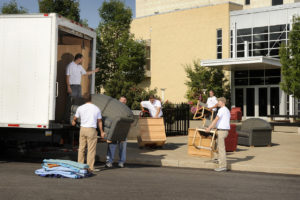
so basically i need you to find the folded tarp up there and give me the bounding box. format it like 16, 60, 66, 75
35, 159, 90, 179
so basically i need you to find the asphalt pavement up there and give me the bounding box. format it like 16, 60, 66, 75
0, 161, 299, 200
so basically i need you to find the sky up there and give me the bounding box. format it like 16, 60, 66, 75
0, 0, 136, 28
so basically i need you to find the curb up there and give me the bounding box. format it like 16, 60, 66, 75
97, 155, 300, 175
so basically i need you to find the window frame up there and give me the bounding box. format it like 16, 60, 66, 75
216, 28, 222, 59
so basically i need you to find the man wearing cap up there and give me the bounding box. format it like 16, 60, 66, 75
105, 96, 128, 168
206, 97, 231, 172
66, 53, 99, 97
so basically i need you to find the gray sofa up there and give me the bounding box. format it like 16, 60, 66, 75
237, 118, 272, 147
92, 94, 134, 142
70, 94, 134, 142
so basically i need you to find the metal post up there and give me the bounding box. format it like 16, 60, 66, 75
233, 22, 237, 58
244, 41, 249, 57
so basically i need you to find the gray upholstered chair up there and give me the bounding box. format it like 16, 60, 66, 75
237, 118, 272, 147
70, 94, 134, 142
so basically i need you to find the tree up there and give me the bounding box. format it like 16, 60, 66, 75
185, 61, 230, 105
96, 0, 146, 103
104, 75, 157, 109
38, 0, 80, 22
279, 16, 300, 99
0, 0, 27, 14
79, 18, 88, 27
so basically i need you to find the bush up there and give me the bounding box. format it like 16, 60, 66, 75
119, 87, 157, 110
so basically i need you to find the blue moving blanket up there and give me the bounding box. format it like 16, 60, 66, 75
35, 159, 91, 179
43, 159, 89, 169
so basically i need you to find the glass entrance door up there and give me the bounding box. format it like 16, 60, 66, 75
235, 88, 244, 114
259, 88, 268, 116
270, 87, 279, 115
235, 87, 280, 117
246, 88, 255, 116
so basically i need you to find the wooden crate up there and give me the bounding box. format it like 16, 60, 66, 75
138, 117, 166, 147
187, 128, 216, 158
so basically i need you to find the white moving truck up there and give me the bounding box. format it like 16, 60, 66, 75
0, 13, 96, 133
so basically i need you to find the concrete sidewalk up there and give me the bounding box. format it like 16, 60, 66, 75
96, 132, 300, 175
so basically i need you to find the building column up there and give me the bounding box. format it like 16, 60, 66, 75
289, 95, 295, 115
279, 90, 286, 115
232, 22, 237, 58
231, 71, 235, 108
267, 87, 271, 115
255, 87, 259, 117
243, 88, 246, 119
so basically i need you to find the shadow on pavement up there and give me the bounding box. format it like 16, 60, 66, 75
127, 142, 186, 151
227, 155, 255, 166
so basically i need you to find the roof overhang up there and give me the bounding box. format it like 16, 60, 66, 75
200, 56, 281, 71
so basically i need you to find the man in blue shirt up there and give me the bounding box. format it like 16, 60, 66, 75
105, 96, 128, 168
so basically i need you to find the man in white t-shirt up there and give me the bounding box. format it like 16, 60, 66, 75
206, 97, 231, 172
140, 95, 163, 118
207, 90, 218, 112
206, 90, 218, 119
72, 94, 105, 172
66, 53, 99, 97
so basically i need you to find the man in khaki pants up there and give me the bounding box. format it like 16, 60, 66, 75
72, 94, 105, 172
206, 97, 231, 172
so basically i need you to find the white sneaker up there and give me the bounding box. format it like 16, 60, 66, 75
105, 162, 113, 168
118, 163, 124, 168
214, 167, 227, 172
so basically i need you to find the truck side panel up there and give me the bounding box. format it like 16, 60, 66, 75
0, 17, 52, 126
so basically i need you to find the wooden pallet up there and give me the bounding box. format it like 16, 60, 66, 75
138, 117, 166, 148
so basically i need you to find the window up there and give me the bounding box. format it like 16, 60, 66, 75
245, 0, 250, 5
253, 42, 268, 49
237, 28, 251, 36
237, 36, 251, 43
249, 70, 264, 85
272, 0, 283, 6
253, 26, 268, 34
234, 69, 281, 86
145, 43, 151, 71
249, 70, 264, 77
265, 69, 280, 76
253, 34, 268, 42
270, 33, 286, 40
237, 51, 244, 58
250, 78, 264, 85
231, 24, 289, 58
217, 29, 222, 59
235, 71, 248, 78
253, 49, 268, 56
270, 24, 286, 33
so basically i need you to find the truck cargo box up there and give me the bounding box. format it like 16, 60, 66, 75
0, 13, 97, 129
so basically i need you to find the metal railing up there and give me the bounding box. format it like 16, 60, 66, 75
162, 103, 190, 136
